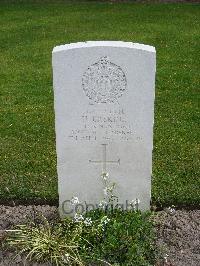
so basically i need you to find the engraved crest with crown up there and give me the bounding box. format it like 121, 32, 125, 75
82, 56, 127, 104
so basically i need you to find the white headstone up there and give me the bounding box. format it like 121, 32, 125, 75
52, 41, 156, 216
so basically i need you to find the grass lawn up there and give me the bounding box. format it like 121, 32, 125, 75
0, 1, 199, 207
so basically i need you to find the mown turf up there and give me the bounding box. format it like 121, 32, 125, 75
0, 1, 199, 207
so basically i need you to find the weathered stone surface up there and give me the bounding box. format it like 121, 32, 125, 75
52, 41, 156, 215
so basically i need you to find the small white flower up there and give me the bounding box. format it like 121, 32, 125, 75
164, 254, 169, 263
104, 218, 110, 224
103, 187, 108, 196
165, 206, 176, 215
74, 213, 84, 222
130, 198, 140, 209
70, 196, 79, 205
98, 223, 105, 231
101, 172, 109, 181
99, 200, 107, 208
101, 216, 110, 225
63, 253, 70, 262
84, 217, 92, 226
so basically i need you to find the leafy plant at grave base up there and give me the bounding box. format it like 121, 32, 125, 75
5, 209, 157, 266
83, 209, 157, 266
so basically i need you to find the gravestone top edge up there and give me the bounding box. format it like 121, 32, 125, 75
52, 41, 156, 54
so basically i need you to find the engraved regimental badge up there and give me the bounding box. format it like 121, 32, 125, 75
82, 56, 127, 104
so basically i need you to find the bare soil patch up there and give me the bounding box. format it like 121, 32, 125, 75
155, 210, 200, 266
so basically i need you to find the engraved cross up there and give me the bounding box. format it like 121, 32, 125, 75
89, 144, 120, 173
